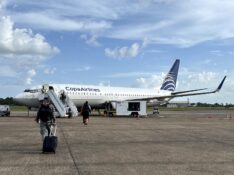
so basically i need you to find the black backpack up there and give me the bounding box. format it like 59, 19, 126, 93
38, 106, 53, 122
83, 104, 91, 112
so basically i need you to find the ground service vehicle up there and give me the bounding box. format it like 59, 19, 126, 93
0, 105, 10, 117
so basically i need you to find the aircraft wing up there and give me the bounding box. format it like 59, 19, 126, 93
171, 88, 207, 95
127, 76, 227, 102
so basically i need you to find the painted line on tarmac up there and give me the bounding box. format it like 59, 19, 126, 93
59, 122, 81, 175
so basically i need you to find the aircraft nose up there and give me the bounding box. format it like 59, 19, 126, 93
13, 93, 26, 104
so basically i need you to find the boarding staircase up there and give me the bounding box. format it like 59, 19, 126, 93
47, 90, 67, 117
40, 84, 78, 118
58, 90, 78, 117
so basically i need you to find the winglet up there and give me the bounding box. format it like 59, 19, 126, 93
215, 76, 226, 92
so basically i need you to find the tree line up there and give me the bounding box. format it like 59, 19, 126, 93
0, 97, 23, 106
195, 102, 234, 108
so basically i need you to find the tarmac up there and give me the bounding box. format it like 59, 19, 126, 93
1, 110, 234, 175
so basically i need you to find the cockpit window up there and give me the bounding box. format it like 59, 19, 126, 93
24, 89, 40, 93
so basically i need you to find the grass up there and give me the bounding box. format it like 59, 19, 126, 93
10, 105, 28, 111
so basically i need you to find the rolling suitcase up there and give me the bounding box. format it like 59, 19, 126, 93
42, 124, 58, 153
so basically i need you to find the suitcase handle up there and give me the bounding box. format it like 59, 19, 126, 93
47, 123, 57, 136
53, 125, 57, 136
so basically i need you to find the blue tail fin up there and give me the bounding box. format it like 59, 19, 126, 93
160, 59, 180, 91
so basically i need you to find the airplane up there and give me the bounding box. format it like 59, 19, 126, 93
13, 59, 226, 115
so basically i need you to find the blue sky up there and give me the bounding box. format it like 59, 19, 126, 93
0, 0, 233, 103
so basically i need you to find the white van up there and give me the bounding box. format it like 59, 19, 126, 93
0, 105, 11, 117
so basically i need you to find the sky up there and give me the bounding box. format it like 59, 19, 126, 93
0, 0, 233, 103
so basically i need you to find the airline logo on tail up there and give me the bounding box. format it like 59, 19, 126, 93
160, 59, 180, 91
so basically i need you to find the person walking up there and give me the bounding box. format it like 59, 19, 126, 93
35, 98, 56, 141
81, 101, 91, 125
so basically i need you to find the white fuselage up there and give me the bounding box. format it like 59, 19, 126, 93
14, 84, 172, 108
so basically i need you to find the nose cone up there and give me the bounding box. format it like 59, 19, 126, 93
13, 92, 40, 107
13, 93, 26, 104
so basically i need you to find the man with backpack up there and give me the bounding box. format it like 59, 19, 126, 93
36, 97, 56, 140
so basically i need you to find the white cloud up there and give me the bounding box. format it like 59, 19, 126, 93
0, 0, 233, 103
4, 1, 121, 22
209, 50, 223, 57
44, 67, 56, 75
25, 69, 36, 85
130, 68, 231, 103
80, 34, 100, 46
142, 37, 150, 48
0, 16, 59, 86
12, 12, 112, 32
105, 43, 141, 59
4, 0, 234, 47
109, 0, 234, 47
0, 16, 59, 56
177, 72, 231, 103
209, 50, 234, 57
98, 81, 111, 87
133, 73, 165, 89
